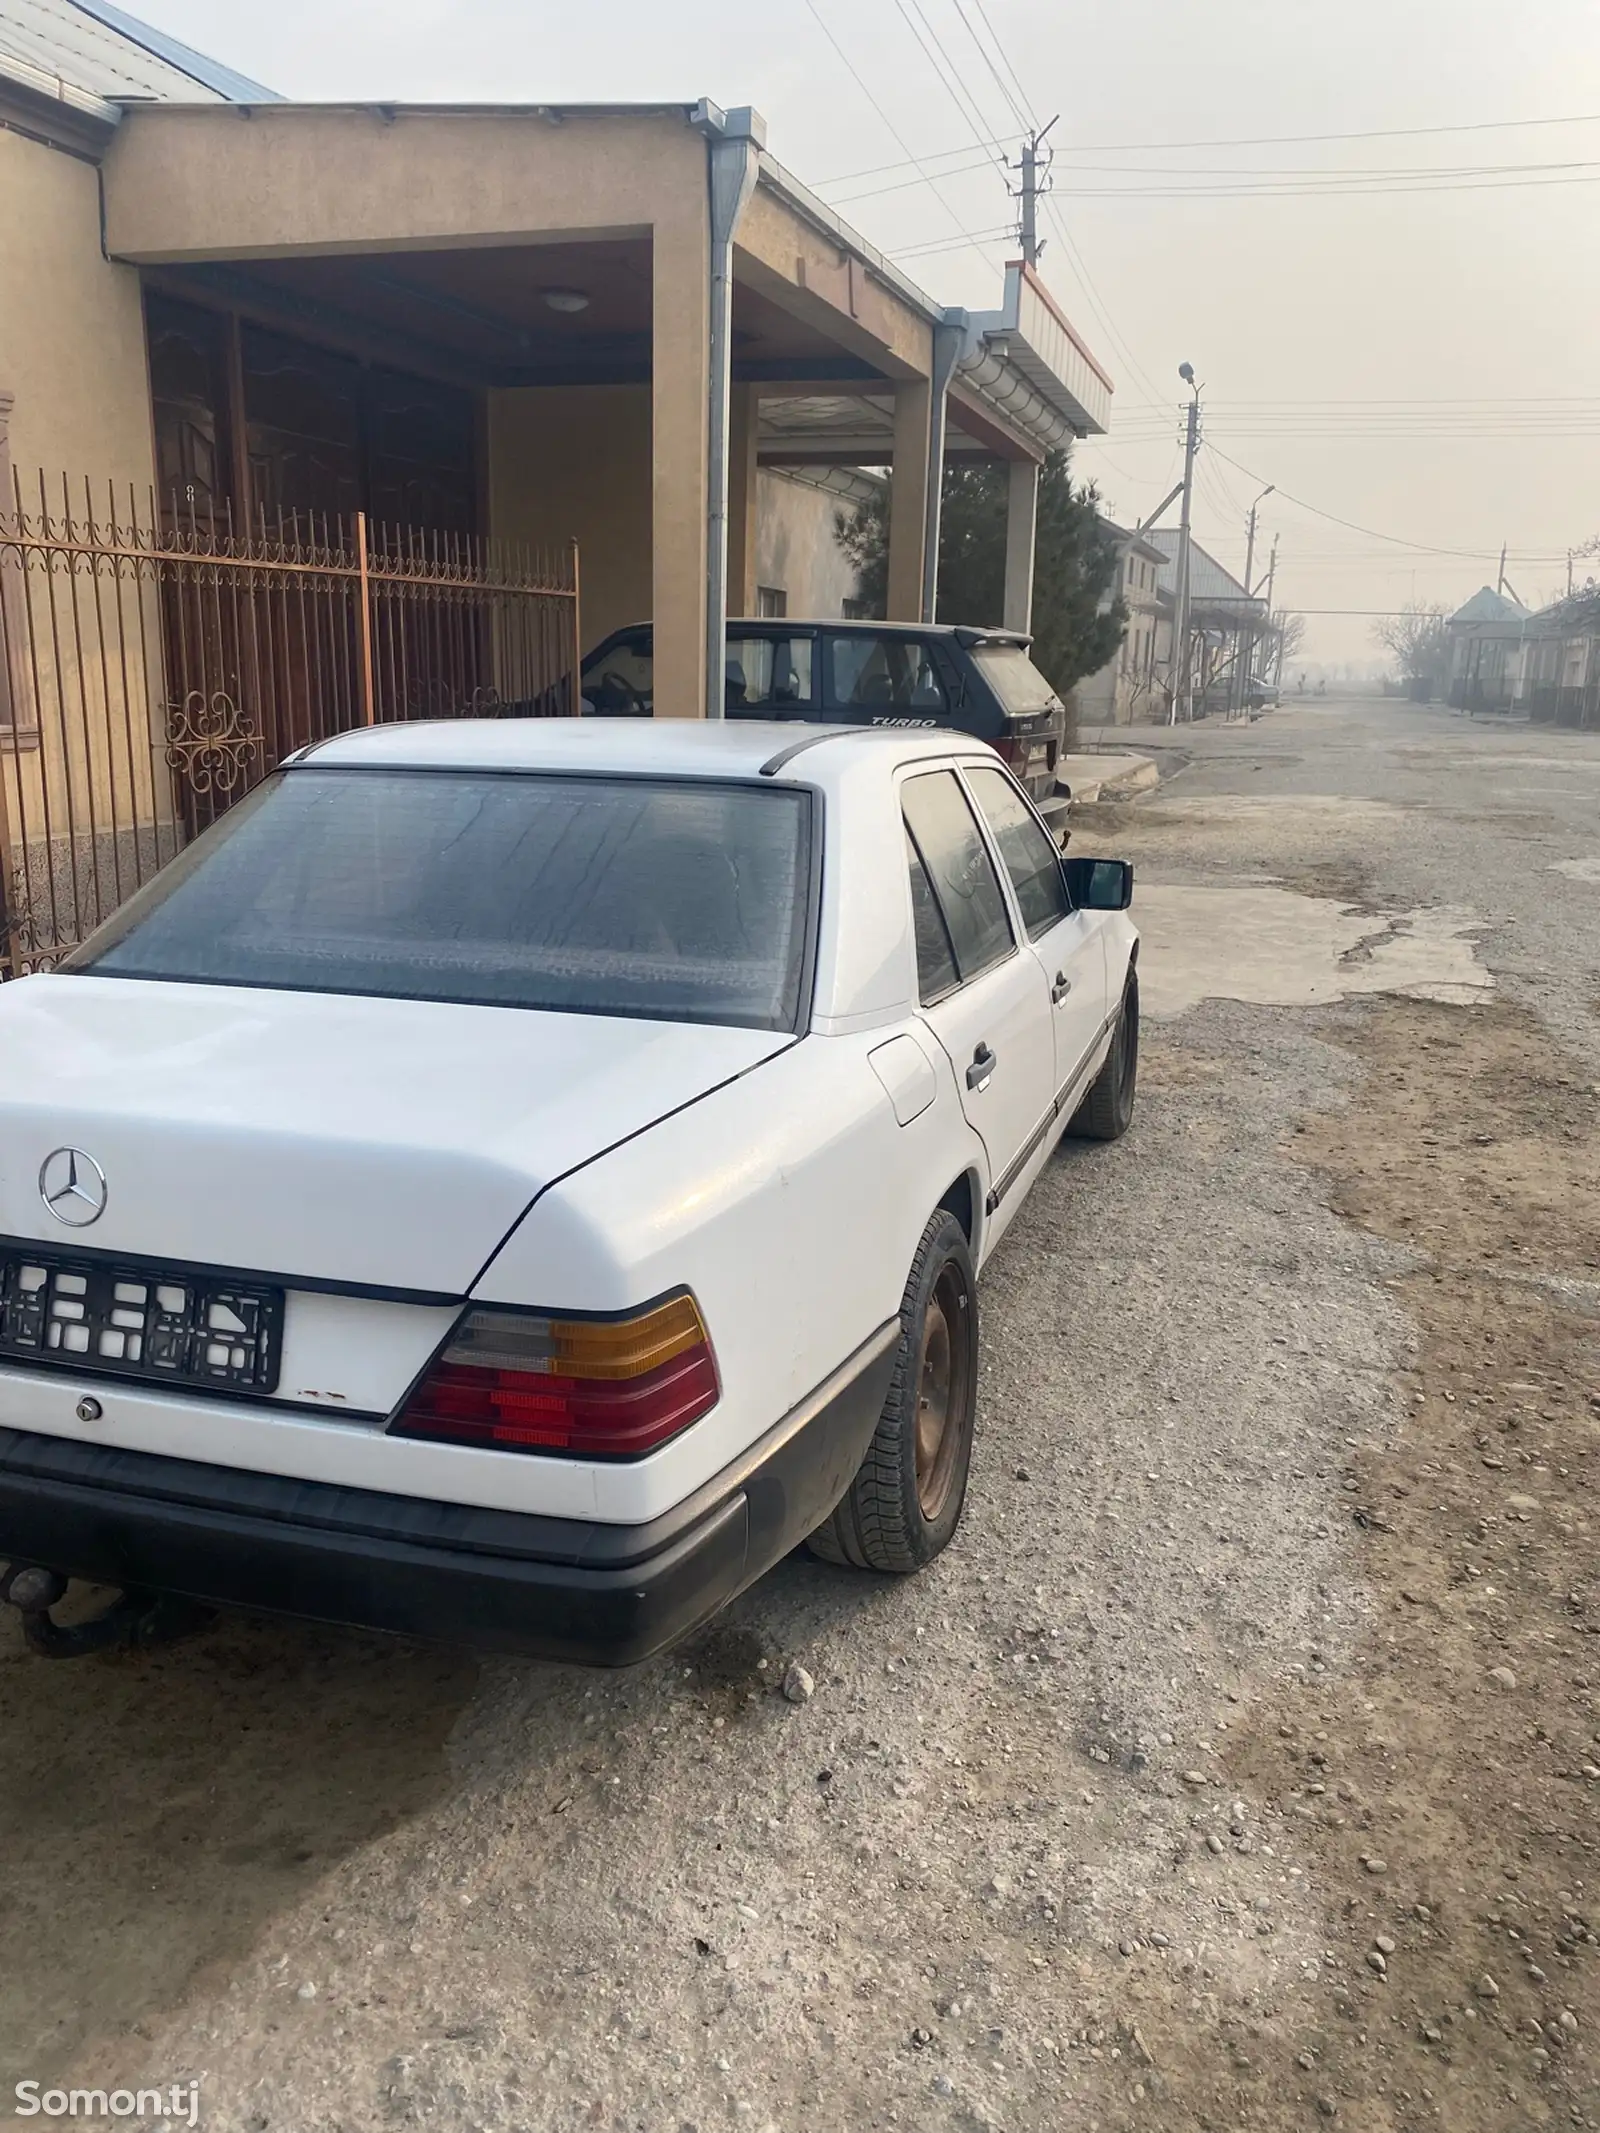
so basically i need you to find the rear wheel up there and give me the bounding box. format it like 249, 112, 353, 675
806, 1210, 978, 1574
1070, 967, 1139, 1141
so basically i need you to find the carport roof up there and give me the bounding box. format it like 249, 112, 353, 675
0, 0, 276, 106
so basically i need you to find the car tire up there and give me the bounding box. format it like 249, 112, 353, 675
805, 1209, 978, 1575
1069, 966, 1139, 1142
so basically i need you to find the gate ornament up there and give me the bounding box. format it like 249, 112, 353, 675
164, 690, 261, 797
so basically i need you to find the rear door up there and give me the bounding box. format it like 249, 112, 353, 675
824, 630, 949, 730
723, 630, 817, 718
900, 769, 1054, 1224
961, 762, 1109, 1111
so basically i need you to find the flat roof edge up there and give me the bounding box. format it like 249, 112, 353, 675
756, 151, 946, 328
0, 50, 119, 125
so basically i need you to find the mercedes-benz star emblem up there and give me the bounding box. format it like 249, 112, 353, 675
39, 1147, 107, 1228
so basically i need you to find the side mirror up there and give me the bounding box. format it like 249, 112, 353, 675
1063, 856, 1134, 911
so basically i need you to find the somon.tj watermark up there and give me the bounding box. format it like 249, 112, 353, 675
14, 2084, 200, 2123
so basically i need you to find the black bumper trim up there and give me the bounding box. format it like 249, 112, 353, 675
0, 1321, 899, 1665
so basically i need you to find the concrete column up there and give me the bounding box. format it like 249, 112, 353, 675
886, 380, 932, 622
1003, 458, 1040, 634
920, 319, 964, 623
652, 211, 711, 718
727, 384, 761, 621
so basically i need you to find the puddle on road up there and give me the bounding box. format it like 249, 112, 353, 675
1132, 883, 1493, 1020
0, 1611, 474, 2083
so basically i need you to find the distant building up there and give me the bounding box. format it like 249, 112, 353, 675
1076, 522, 1165, 726
1444, 588, 1531, 713
1144, 529, 1267, 719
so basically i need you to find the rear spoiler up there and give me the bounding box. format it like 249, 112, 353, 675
952, 627, 1033, 651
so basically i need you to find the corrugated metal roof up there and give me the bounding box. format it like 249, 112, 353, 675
1145, 527, 1262, 609
1448, 586, 1528, 626
0, 0, 276, 103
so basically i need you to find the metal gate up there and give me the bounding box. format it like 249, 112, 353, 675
0, 472, 580, 974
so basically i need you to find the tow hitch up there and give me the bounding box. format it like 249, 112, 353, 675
0, 1564, 212, 1658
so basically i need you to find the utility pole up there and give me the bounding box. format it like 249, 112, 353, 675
1568, 549, 1576, 597
1264, 536, 1280, 684
1496, 541, 1508, 597
1236, 483, 1274, 717
1016, 116, 1058, 268
1171, 363, 1201, 725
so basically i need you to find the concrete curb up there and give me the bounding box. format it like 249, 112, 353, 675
1058, 753, 1161, 807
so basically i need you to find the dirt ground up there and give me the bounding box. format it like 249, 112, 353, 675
1104, 995, 1600, 2129
5, 702, 1600, 2131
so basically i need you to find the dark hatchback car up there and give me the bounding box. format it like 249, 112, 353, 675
580, 618, 1072, 838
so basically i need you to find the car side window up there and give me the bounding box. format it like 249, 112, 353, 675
584, 634, 653, 716
828, 634, 947, 714
725, 635, 813, 713
963, 765, 1071, 940
905, 828, 960, 1003
901, 770, 1014, 986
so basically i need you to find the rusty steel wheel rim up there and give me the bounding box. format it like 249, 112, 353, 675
914, 1263, 968, 1521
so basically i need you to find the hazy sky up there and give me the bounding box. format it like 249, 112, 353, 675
135, 0, 1600, 662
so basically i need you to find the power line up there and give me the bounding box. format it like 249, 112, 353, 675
1051, 111, 1600, 154
947, 0, 1032, 133
815, 133, 1019, 187
813, 108, 1600, 186
1204, 443, 1564, 560
1053, 169, 1600, 200
967, 0, 1038, 128
888, 222, 1020, 258
800, 0, 1003, 268
831, 150, 1015, 205
892, 0, 1003, 171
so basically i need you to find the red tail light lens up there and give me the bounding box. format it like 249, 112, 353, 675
391, 1293, 719, 1458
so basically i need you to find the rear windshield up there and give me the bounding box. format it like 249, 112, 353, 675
970, 643, 1061, 718
65, 770, 815, 1032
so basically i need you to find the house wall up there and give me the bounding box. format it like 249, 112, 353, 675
0, 126, 154, 486
0, 123, 172, 940
1077, 538, 1162, 726
488, 385, 652, 652
752, 470, 860, 618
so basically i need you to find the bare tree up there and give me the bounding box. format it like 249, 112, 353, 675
1273, 611, 1307, 666
1373, 600, 1450, 684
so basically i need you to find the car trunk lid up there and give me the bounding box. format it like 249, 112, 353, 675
0, 977, 790, 1295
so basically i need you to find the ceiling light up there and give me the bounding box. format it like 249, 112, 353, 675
542, 288, 590, 314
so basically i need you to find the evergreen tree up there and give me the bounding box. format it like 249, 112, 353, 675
836, 447, 1127, 703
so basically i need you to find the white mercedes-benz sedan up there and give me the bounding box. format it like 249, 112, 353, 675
0, 719, 1137, 1663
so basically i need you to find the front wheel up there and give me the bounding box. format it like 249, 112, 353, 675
1069, 967, 1139, 1141
805, 1210, 978, 1574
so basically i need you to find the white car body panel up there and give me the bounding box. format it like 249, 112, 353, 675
0, 721, 1135, 1541
0, 976, 787, 1294
476, 1027, 982, 1521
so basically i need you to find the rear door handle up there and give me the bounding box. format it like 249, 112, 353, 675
1051, 970, 1073, 1005
966, 1043, 996, 1092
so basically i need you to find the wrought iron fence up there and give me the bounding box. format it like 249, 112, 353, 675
1527, 680, 1600, 730
0, 472, 580, 973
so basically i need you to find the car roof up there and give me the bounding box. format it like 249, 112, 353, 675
598, 618, 1030, 647
291, 718, 999, 785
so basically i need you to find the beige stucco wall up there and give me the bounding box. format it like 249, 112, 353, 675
0, 126, 154, 485
104, 104, 714, 717
488, 385, 652, 653
0, 124, 170, 932
753, 471, 861, 619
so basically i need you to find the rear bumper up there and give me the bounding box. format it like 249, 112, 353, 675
1036, 789, 1072, 843
0, 1324, 898, 1665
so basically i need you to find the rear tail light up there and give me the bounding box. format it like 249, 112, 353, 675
391, 1292, 719, 1458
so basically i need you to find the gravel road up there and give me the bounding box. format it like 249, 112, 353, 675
4, 697, 1599, 2133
